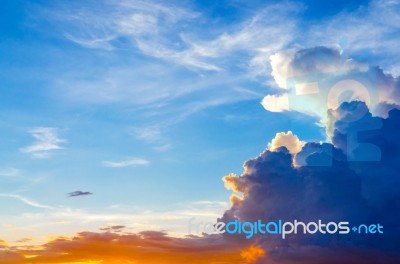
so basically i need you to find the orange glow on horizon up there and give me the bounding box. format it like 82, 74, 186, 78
0, 231, 254, 264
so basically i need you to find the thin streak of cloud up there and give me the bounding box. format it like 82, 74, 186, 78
55, 1, 297, 72
99, 225, 126, 232
15, 238, 32, 243
102, 157, 150, 168
0, 194, 53, 210
153, 143, 172, 152
67, 191, 93, 197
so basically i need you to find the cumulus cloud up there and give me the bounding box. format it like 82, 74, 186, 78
261, 94, 289, 112
20, 127, 65, 158
220, 102, 400, 263
102, 157, 150, 168
269, 131, 304, 154
263, 46, 400, 127
2, 101, 400, 264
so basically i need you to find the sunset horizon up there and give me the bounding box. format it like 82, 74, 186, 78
1, 0, 400, 263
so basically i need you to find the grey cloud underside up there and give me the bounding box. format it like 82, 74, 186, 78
220, 101, 400, 263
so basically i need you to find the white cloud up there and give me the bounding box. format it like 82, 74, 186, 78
306, 0, 400, 75
268, 131, 304, 154
261, 94, 289, 112
152, 144, 172, 152
52, 1, 298, 72
263, 45, 400, 128
102, 157, 150, 168
0, 199, 229, 245
39, 1, 299, 127
0, 168, 19, 178
132, 125, 162, 142
0, 194, 53, 210
21, 127, 65, 158
42, 0, 400, 130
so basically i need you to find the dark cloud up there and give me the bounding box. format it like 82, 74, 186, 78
67, 191, 93, 197
5, 45, 400, 263
99, 225, 126, 232
220, 101, 400, 263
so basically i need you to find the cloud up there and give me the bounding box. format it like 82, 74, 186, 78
0, 194, 53, 210
263, 46, 400, 127
0, 250, 24, 263
54, 1, 297, 72
47, 1, 295, 121
0, 168, 19, 178
219, 102, 400, 263
133, 126, 162, 142
15, 238, 32, 243
306, 0, 400, 75
153, 143, 172, 152
50, 0, 400, 77
102, 157, 150, 168
3, 104, 399, 263
0, 199, 231, 248
0, 231, 258, 264
20, 127, 65, 158
268, 131, 304, 154
261, 94, 289, 112
99, 225, 126, 232
33, 0, 400, 124
240, 245, 265, 263
67, 191, 93, 197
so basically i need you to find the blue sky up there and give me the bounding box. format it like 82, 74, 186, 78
1, 0, 400, 245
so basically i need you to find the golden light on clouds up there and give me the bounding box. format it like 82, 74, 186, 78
240, 245, 266, 263
0, 231, 257, 264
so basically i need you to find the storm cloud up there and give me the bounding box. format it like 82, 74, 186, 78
220, 101, 400, 263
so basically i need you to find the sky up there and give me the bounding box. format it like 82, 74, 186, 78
1, 0, 400, 263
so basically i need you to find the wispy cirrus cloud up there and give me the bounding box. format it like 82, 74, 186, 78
47, 0, 296, 110
0, 199, 229, 245
132, 125, 162, 143
0, 194, 53, 210
20, 127, 65, 158
306, 0, 400, 75
102, 157, 150, 168
55, 1, 297, 72
0, 168, 20, 178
